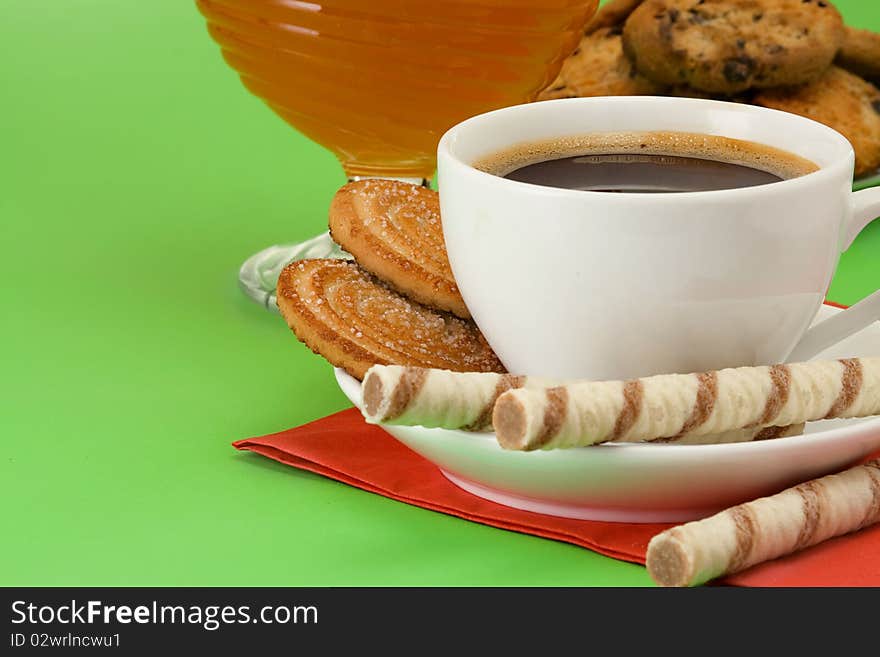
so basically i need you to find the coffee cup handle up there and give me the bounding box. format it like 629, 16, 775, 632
786, 187, 880, 363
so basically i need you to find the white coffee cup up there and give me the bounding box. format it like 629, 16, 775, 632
437, 96, 880, 380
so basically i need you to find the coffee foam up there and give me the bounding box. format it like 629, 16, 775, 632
474, 131, 819, 182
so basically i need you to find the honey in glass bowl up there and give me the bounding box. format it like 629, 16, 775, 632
195, 0, 597, 308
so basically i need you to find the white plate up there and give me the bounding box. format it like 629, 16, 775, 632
334, 305, 880, 523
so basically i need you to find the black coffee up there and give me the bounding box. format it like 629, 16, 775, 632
475, 131, 818, 193
504, 152, 784, 193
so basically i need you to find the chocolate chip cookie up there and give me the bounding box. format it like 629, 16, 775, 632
537, 26, 666, 100
753, 66, 880, 177
622, 0, 845, 94
835, 26, 880, 86
667, 85, 753, 102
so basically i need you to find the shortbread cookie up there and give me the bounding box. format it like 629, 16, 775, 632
493, 358, 880, 450
584, 0, 645, 34
647, 459, 880, 586
835, 26, 880, 85
328, 179, 469, 319
622, 0, 845, 94
753, 66, 880, 177
276, 259, 504, 380
537, 26, 666, 100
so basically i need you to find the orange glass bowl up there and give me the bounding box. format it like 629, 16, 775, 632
196, 0, 597, 180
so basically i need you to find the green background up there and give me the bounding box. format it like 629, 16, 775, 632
2, 0, 878, 587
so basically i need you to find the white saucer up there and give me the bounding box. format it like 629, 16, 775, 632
334, 305, 880, 523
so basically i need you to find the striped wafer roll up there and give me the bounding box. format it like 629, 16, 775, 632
493, 358, 880, 450
361, 365, 551, 431
663, 423, 805, 445
360, 365, 805, 440
647, 459, 880, 587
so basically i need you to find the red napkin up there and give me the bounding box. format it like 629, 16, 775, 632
234, 407, 880, 586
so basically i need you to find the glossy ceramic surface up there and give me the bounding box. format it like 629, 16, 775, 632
337, 305, 880, 523
438, 97, 880, 380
